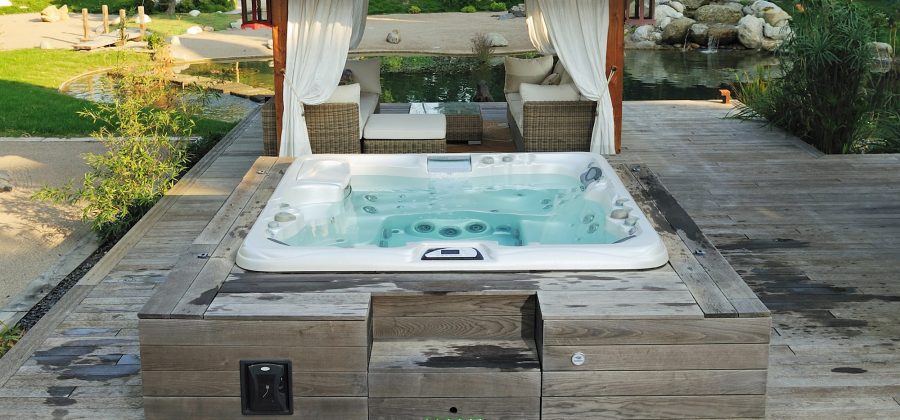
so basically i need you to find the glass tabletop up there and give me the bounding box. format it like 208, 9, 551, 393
409, 102, 481, 116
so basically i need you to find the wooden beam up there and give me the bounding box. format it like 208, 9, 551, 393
607, 0, 625, 153
271, 0, 288, 154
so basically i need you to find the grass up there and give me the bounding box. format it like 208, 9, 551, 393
146, 13, 237, 39
0, 49, 234, 137
369, 0, 506, 14
0, 323, 23, 359
0, 0, 136, 15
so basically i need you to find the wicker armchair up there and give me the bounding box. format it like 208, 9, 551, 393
259, 100, 367, 155
508, 101, 596, 152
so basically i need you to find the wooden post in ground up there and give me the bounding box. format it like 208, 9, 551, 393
119, 9, 126, 46
137, 6, 145, 39
102, 5, 109, 33
81, 8, 90, 41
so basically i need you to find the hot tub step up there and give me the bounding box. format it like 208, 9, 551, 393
371, 294, 535, 339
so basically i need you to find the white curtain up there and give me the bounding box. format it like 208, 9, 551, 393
530, 0, 616, 155
524, 0, 555, 54
280, 0, 368, 156
349, 0, 368, 49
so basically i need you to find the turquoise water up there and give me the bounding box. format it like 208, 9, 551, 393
283, 174, 621, 248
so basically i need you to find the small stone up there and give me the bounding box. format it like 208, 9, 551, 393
39, 40, 53, 49
168, 36, 181, 46
202, 26, 214, 32
134, 14, 151, 24
230, 20, 241, 29
188, 9, 201, 17
111, 16, 121, 25
185, 25, 203, 35
266, 39, 273, 49
485, 32, 508, 47
386, 29, 400, 44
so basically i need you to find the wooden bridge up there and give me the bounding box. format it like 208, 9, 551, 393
0, 101, 897, 418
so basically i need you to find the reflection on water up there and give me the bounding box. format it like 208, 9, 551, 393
60, 73, 259, 123
61, 51, 780, 122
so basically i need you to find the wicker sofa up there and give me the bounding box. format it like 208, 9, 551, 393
503, 57, 596, 152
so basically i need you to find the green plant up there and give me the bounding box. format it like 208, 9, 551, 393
34, 57, 212, 241
146, 32, 165, 50
731, 0, 899, 154
408, 5, 422, 14
470, 33, 495, 66
489, 2, 507, 12
0, 322, 23, 359
461, 5, 477, 13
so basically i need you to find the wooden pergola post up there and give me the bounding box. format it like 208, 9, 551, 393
270, 0, 625, 153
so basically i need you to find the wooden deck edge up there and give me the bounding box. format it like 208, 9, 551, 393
625, 164, 770, 318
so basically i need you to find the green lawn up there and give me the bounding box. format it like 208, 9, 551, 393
146, 13, 237, 39
0, 49, 233, 137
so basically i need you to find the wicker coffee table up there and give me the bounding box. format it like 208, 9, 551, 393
410, 102, 482, 144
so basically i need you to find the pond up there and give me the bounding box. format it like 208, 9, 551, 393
61, 51, 778, 122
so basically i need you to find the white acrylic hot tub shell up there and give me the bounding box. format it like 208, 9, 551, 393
236, 153, 669, 272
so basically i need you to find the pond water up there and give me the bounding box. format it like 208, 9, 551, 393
62, 51, 778, 122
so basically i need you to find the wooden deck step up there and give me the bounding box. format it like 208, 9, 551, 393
368, 338, 541, 418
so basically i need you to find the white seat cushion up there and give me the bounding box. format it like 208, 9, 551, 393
358, 93, 380, 139
344, 58, 382, 95
505, 92, 524, 130
364, 114, 446, 140
503, 55, 554, 93
519, 83, 580, 102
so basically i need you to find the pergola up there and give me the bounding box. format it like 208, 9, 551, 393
241, 0, 625, 154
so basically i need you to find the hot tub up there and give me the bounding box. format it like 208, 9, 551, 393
236, 153, 668, 272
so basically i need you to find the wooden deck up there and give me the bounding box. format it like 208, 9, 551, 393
0, 101, 897, 418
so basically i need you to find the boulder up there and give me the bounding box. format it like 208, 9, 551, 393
695, 4, 742, 24
707, 23, 738, 45
763, 7, 791, 27
633, 24, 661, 43
688, 23, 708, 45
661, 17, 695, 44
737, 15, 765, 49
656, 16, 672, 30
40, 5, 60, 22
485, 32, 508, 47
510, 4, 525, 17
58, 5, 69, 20
668, 1, 685, 13
869, 42, 894, 58
655, 4, 682, 21
112, 16, 121, 25
134, 14, 151, 24
230, 20, 241, 29
202, 26, 214, 32
168, 36, 181, 46
763, 23, 792, 41
188, 10, 201, 17
386, 29, 401, 44
185, 25, 203, 35
761, 37, 782, 52
750, 1, 778, 16
0, 0, 12, 7
680, 0, 708, 10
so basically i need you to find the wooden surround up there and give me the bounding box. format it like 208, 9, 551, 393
138, 159, 770, 419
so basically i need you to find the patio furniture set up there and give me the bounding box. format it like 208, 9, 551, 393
262, 56, 596, 156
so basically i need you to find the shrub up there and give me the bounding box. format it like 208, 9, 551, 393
0, 322, 22, 359
470, 33, 495, 66
175, 0, 236, 13
408, 5, 422, 14
145, 32, 165, 50
34, 57, 213, 241
732, 0, 899, 154
489, 2, 507, 12
461, 5, 477, 13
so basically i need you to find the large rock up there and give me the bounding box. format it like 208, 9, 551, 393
40, 5, 60, 22
661, 17, 696, 44
655, 4, 683, 21
58, 5, 69, 20
230, 20, 241, 29
134, 14, 151, 24
668, 1, 685, 13
708, 23, 738, 45
188, 10, 201, 17
0, 0, 13, 7
763, 7, 791, 27
761, 37, 782, 52
764, 23, 792, 41
185, 26, 203, 35
656, 16, 673, 30
750, 1, 779, 16
633, 24, 661, 43
869, 42, 894, 58
695, 4, 743, 24
737, 15, 765, 49
386, 29, 401, 44
688, 23, 708, 45
485, 32, 508, 47
680, 0, 708, 10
